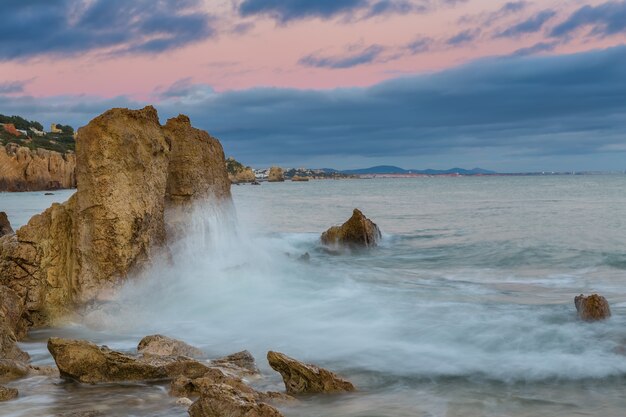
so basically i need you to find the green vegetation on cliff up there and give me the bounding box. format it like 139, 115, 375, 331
0, 113, 75, 153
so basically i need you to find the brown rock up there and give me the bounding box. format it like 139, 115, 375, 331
321, 209, 381, 248
47, 337, 212, 384
188, 383, 284, 417
170, 368, 256, 398
267, 351, 355, 395
212, 350, 259, 375
137, 334, 204, 358
0, 143, 76, 192
575, 294, 611, 321
0, 213, 13, 237
291, 176, 309, 182
0, 385, 18, 401
233, 168, 256, 183
0, 359, 29, 382
267, 167, 284, 182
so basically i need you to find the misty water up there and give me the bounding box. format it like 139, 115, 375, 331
2, 175, 626, 417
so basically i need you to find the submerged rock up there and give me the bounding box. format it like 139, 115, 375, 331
268, 166, 284, 182
575, 294, 611, 321
321, 209, 381, 248
137, 335, 204, 358
47, 337, 211, 384
188, 383, 284, 417
267, 351, 355, 395
0, 213, 13, 237
0, 385, 18, 401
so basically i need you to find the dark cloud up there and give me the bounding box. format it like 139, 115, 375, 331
550, 1, 626, 38
299, 45, 387, 68
2, 46, 625, 171
446, 29, 481, 45
459, 1, 529, 25
0, 0, 215, 60
406, 36, 433, 54
237, 0, 458, 22
495, 9, 557, 38
511, 41, 560, 56
0, 80, 29, 94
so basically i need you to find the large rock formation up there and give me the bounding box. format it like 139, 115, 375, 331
267, 351, 355, 395
47, 337, 211, 384
268, 167, 284, 182
575, 294, 611, 321
0, 143, 76, 191
0, 106, 232, 329
321, 209, 381, 248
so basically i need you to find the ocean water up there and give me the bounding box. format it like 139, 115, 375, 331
2, 175, 626, 417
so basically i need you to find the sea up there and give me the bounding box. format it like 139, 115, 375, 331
1, 175, 626, 417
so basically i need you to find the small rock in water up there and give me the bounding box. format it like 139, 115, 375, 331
267, 351, 355, 395
321, 209, 381, 248
211, 350, 259, 375
298, 252, 310, 262
56, 411, 104, 417
575, 293, 611, 321
0, 385, 18, 401
138, 334, 204, 358
188, 383, 284, 417
44, 192, 55, 195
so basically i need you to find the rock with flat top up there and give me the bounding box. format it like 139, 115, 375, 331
137, 334, 204, 358
575, 294, 611, 321
267, 351, 355, 395
321, 209, 381, 248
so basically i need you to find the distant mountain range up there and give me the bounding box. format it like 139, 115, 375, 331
335, 166, 497, 175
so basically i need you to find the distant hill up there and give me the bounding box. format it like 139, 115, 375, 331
340, 166, 496, 175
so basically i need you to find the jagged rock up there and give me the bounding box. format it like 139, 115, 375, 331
267, 351, 355, 395
0, 106, 232, 329
0, 213, 13, 237
0, 385, 18, 401
212, 350, 259, 375
0, 359, 29, 382
321, 209, 381, 248
575, 294, 611, 321
170, 368, 256, 398
47, 337, 212, 384
0, 143, 76, 192
268, 167, 284, 182
137, 335, 204, 358
188, 383, 284, 417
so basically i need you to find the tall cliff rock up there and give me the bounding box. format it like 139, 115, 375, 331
0, 144, 76, 191
0, 106, 231, 329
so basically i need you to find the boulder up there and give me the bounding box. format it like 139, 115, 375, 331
234, 168, 256, 183
291, 176, 309, 182
170, 368, 256, 398
0, 143, 76, 192
188, 383, 284, 417
0, 213, 13, 237
268, 167, 284, 182
0, 106, 232, 329
47, 337, 212, 384
320, 209, 381, 248
575, 294, 611, 321
267, 351, 355, 395
211, 350, 259, 375
137, 334, 204, 358
0, 385, 18, 402
0, 359, 29, 382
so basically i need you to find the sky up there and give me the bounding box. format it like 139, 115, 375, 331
1, 0, 625, 171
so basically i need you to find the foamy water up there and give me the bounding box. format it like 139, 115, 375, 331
2, 176, 626, 416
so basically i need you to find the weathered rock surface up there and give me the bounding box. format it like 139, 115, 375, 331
575, 294, 611, 321
170, 368, 257, 398
232, 167, 256, 183
0, 359, 29, 382
188, 383, 284, 417
137, 334, 204, 358
0, 212, 13, 237
321, 209, 381, 248
268, 167, 284, 182
211, 350, 259, 375
0, 106, 232, 329
267, 351, 355, 394
291, 175, 309, 182
0, 385, 18, 401
0, 143, 76, 192
0, 285, 28, 361
47, 337, 212, 384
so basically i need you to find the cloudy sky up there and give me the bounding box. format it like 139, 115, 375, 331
1, 0, 625, 171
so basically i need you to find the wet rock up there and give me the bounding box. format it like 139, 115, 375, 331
0, 288, 29, 361
44, 192, 55, 195
211, 350, 259, 375
0, 213, 13, 237
291, 176, 309, 182
267, 351, 355, 394
298, 252, 310, 263
47, 337, 212, 384
575, 294, 611, 321
56, 411, 104, 417
176, 397, 194, 407
137, 335, 204, 358
0, 385, 18, 401
268, 167, 284, 182
170, 368, 257, 398
321, 209, 381, 248
188, 383, 284, 417
0, 359, 29, 382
